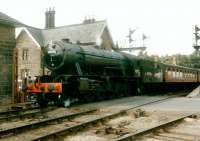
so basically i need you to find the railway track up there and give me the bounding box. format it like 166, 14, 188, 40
0, 108, 97, 140
0, 102, 36, 116
0, 106, 57, 122
112, 113, 197, 141
0, 94, 188, 141
0, 106, 38, 117
127, 114, 200, 141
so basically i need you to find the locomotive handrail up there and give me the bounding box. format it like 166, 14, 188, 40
76, 52, 122, 60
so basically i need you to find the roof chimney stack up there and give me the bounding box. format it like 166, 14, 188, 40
45, 7, 55, 29
83, 16, 96, 24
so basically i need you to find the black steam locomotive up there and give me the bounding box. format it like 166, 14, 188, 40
27, 40, 200, 106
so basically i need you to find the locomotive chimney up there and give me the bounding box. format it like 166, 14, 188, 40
45, 7, 55, 29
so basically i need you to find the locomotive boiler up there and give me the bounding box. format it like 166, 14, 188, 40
43, 40, 134, 76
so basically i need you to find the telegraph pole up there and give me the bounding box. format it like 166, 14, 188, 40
193, 25, 200, 56
127, 28, 136, 45
117, 28, 147, 52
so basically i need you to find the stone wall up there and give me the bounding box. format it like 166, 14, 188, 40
0, 24, 15, 104
16, 30, 42, 86
101, 28, 113, 50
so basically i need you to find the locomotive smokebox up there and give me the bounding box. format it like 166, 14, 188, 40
43, 41, 65, 71
43, 41, 84, 74
43, 40, 127, 75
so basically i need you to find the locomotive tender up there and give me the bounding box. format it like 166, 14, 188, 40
27, 40, 200, 106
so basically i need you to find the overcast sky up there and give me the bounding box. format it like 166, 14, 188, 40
1, 0, 200, 56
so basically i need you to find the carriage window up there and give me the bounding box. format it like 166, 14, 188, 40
135, 69, 141, 76
172, 71, 176, 78
180, 71, 183, 79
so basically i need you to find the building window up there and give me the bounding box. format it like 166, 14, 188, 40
22, 49, 28, 61
20, 69, 30, 80
20, 69, 30, 91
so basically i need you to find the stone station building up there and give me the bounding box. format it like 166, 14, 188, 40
0, 12, 25, 104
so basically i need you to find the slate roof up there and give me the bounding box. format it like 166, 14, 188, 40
26, 20, 109, 47
26, 27, 44, 46
42, 20, 107, 45
0, 12, 25, 27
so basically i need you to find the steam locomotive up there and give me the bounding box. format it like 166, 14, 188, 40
27, 40, 200, 107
